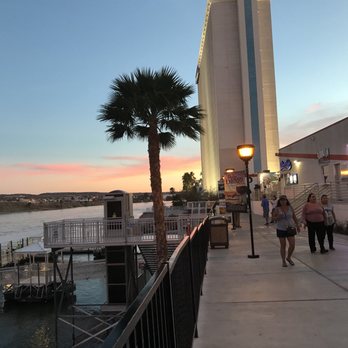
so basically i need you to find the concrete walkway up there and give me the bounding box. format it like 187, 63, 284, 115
193, 214, 348, 348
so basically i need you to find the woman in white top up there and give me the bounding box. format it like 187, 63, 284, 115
272, 195, 300, 267
321, 195, 336, 250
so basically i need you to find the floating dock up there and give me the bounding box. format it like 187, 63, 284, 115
3, 281, 74, 303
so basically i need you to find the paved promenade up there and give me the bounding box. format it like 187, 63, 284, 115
193, 214, 348, 348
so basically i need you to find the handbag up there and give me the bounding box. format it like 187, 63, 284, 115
286, 226, 297, 236
285, 207, 297, 236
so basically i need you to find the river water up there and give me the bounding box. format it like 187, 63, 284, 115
0, 202, 159, 347
0, 202, 157, 245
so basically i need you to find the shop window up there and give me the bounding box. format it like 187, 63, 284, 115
286, 173, 298, 185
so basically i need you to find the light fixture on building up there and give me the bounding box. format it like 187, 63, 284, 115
341, 169, 348, 176
237, 144, 259, 259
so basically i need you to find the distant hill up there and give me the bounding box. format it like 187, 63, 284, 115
0, 200, 102, 213
0, 191, 161, 213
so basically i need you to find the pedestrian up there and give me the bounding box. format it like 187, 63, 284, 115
232, 212, 241, 229
321, 194, 336, 250
302, 193, 328, 254
272, 195, 300, 267
270, 195, 277, 223
261, 194, 270, 225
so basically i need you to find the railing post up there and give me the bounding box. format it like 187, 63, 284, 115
82, 219, 86, 244
37, 262, 40, 286
17, 263, 20, 285
97, 221, 100, 244
125, 220, 128, 244
53, 251, 58, 347
166, 262, 177, 348
188, 235, 198, 339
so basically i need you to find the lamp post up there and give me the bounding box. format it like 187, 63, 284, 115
237, 144, 259, 259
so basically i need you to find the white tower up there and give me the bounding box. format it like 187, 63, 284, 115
197, 0, 279, 190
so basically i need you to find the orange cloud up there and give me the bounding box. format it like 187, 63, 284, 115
0, 155, 202, 194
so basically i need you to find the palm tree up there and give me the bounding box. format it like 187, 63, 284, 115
182, 171, 197, 192
98, 67, 204, 265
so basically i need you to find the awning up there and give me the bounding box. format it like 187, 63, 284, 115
14, 241, 51, 255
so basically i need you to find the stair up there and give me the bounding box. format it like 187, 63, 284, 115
138, 242, 180, 275
289, 183, 332, 220
290, 184, 317, 220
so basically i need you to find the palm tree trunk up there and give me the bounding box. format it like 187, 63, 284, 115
148, 119, 167, 266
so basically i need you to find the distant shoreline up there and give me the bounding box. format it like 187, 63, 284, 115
0, 201, 103, 214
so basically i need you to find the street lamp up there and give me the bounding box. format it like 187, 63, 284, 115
237, 144, 259, 259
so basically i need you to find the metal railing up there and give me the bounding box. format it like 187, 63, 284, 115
286, 182, 348, 219
329, 181, 348, 202
101, 217, 210, 348
287, 183, 318, 219
44, 216, 204, 248
284, 183, 318, 200
1, 263, 54, 286
0, 237, 42, 267
285, 182, 348, 202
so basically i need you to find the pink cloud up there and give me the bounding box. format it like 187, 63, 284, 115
160, 155, 201, 171
12, 163, 96, 174
279, 114, 345, 148
0, 155, 202, 193
102, 155, 147, 163
304, 103, 323, 114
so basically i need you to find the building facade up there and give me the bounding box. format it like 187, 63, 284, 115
197, 0, 279, 191
278, 117, 348, 190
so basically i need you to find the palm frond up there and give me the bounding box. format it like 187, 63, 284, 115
159, 132, 176, 150
105, 123, 135, 142
98, 67, 204, 144
134, 125, 150, 140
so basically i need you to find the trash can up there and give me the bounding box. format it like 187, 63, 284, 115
209, 216, 229, 249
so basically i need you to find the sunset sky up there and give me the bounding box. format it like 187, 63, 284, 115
1, 0, 348, 194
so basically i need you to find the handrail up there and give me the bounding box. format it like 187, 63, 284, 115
328, 181, 348, 202
289, 184, 318, 219
101, 217, 210, 347
286, 182, 348, 219
43, 215, 203, 248
285, 182, 348, 202
102, 263, 172, 347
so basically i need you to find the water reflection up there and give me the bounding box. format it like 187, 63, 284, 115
1, 276, 108, 346
0, 202, 160, 346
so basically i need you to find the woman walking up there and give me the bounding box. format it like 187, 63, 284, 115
321, 194, 336, 250
272, 195, 300, 267
270, 195, 277, 223
302, 193, 328, 254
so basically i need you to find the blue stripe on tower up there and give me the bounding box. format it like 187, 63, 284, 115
244, 0, 261, 172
